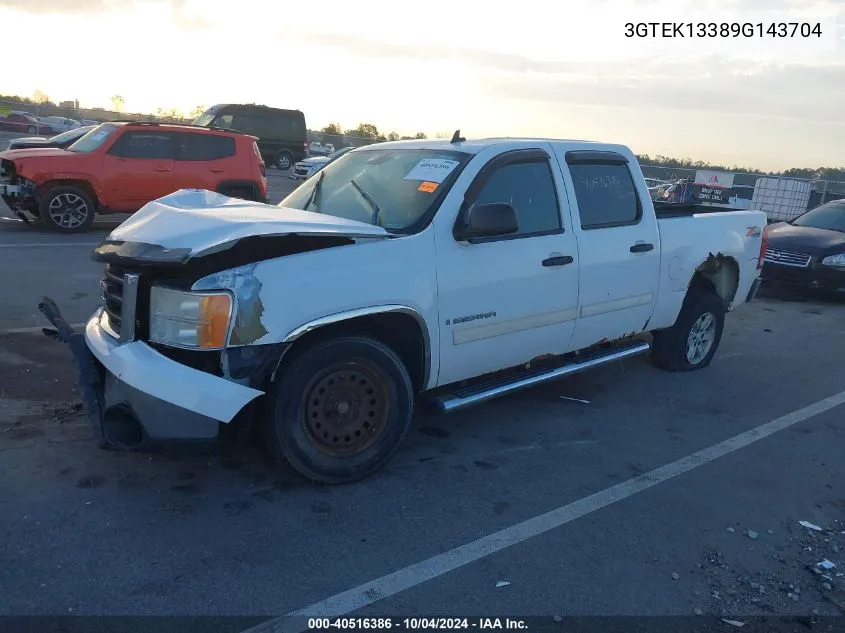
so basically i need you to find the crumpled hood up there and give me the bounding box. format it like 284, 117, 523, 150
103, 189, 388, 259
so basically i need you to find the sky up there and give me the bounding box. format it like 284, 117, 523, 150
0, 0, 843, 170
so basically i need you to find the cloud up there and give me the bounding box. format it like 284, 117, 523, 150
0, 0, 139, 13
285, 29, 638, 77
481, 61, 845, 125
0, 0, 211, 28
283, 27, 844, 124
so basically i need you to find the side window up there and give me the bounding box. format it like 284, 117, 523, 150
269, 116, 297, 138
473, 160, 562, 235
232, 114, 264, 138
175, 133, 236, 161
110, 132, 175, 159
214, 114, 234, 129
569, 163, 641, 229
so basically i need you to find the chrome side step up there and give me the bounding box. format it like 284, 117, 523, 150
431, 339, 650, 413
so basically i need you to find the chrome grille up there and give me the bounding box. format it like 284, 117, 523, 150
764, 248, 811, 268
101, 265, 124, 335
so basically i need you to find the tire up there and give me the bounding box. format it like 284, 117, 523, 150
220, 186, 255, 201
27, 125, 36, 134
39, 185, 96, 233
274, 151, 293, 171
650, 289, 725, 372
262, 336, 414, 484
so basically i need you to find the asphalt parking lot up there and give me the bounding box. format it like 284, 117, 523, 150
2, 130, 845, 629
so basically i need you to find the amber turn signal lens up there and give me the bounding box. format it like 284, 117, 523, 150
197, 294, 232, 349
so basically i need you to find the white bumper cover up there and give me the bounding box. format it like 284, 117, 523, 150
84, 311, 264, 423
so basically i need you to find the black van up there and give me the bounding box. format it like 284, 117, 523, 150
193, 104, 307, 170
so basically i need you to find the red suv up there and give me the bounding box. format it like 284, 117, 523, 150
0, 121, 268, 233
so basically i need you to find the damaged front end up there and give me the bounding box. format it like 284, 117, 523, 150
40, 233, 365, 449
39, 287, 269, 450
38, 189, 391, 449
0, 159, 37, 223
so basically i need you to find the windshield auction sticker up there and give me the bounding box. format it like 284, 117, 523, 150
404, 159, 460, 184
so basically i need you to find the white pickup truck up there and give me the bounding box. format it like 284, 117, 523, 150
41, 135, 769, 484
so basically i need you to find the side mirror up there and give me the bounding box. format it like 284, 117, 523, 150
457, 202, 519, 240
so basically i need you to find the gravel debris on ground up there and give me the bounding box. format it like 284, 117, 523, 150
689, 517, 845, 617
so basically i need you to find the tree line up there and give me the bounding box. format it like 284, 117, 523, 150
635, 153, 845, 183
2, 92, 842, 182
319, 122, 428, 142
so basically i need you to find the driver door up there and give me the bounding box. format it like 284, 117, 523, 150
100, 130, 176, 211
434, 147, 580, 386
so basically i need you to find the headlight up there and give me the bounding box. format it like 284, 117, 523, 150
821, 254, 845, 268
149, 286, 233, 349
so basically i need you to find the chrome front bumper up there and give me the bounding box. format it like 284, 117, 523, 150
39, 300, 265, 445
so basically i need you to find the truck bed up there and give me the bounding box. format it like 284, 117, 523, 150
653, 200, 751, 218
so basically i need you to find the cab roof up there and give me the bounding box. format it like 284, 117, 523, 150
355, 137, 631, 156
109, 121, 251, 137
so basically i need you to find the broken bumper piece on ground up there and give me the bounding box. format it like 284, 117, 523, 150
38, 297, 264, 448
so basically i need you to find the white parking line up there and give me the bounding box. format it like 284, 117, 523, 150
243, 388, 845, 633
0, 242, 99, 248
0, 323, 85, 334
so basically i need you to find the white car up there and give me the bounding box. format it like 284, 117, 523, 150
42, 136, 768, 485
309, 141, 328, 156
291, 146, 353, 180
38, 116, 81, 133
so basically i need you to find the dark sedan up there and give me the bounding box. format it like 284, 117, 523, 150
0, 113, 53, 135
6, 125, 95, 150
761, 200, 845, 293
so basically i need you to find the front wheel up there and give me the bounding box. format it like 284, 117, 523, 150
262, 336, 414, 484
39, 186, 96, 233
274, 151, 293, 170
650, 289, 725, 372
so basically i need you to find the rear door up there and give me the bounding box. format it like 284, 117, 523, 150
100, 130, 176, 210
172, 132, 238, 193
553, 148, 661, 351
435, 145, 580, 385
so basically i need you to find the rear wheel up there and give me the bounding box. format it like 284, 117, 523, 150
39, 186, 96, 233
651, 289, 725, 372
274, 151, 293, 171
27, 125, 36, 134
262, 336, 414, 484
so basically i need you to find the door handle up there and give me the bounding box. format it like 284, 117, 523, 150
630, 243, 654, 253
209, 168, 225, 173
154, 166, 172, 172
542, 255, 574, 267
